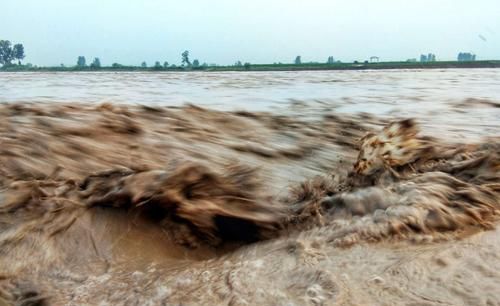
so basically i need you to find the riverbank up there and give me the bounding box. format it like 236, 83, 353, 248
2, 60, 500, 72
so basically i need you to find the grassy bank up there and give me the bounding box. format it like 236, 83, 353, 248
2, 60, 500, 72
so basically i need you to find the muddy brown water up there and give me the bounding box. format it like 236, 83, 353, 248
0, 70, 499, 306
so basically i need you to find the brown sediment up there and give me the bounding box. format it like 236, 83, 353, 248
288, 119, 500, 246
0, 102, 499, 305
455, 98, 500, 108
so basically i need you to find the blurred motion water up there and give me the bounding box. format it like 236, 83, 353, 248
1, 69, 499, 110
2, 69, 499, 139
1, 69, 500, 306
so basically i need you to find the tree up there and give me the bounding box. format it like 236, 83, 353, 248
163, 61, 169, 68
244, 62, 251, 70
327, 56, 335, 64
77, 56, 86, 67
0, 40, 13, 66
90, 57, 101, 68
154, 61, 162, 70
235, 60, 242, 67
294, 56, 301, 65
0, 41, 25, 66
181, 50, 191, 66
112, 63, 123, 68
141, 61, 147, 68
12, 44, 25, 64
192, 59, 200, 67
457, 52, 475, 61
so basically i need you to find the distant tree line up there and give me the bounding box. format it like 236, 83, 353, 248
0, 40, 25, 66
76, 56, 101, 68
420, 53, 436, 62
457, 52, 476, 61
73, 50, 207, 70
71, 52, 478, 68
295, 55, 338, 65
1, 40, 491, 71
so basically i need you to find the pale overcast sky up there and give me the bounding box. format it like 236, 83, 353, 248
1, 0, 499, 66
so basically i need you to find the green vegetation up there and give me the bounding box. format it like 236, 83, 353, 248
420, 54, 436, 62
77, 56, 86, 67
154, 61, 163, 70
90, 58, 101, 69
0, 40, 25, 66
1, 42, 500, 72
2, 60, 500, 72
181, 50, 191, 67
458, 52, 476, 61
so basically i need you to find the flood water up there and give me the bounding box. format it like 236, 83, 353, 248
1, 69, 500, 111
0, 69, 499, 306
2, 69, 499, 139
